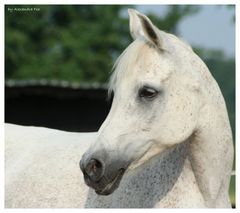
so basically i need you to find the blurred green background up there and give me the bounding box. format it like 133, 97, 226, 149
5, 5, 235, 206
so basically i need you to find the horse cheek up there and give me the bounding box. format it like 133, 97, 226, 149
154, 93, 197, 146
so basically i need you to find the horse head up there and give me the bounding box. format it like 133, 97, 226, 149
80, 9, 233, 205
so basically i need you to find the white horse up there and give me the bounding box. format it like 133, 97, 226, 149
5, 9, 233, 208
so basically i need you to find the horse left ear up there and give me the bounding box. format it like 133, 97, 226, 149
128, 9, 162, 49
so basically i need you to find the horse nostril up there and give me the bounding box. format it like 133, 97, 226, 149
85, 159, 103, 182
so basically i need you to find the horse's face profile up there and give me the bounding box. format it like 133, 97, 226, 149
80, 9, 203, 195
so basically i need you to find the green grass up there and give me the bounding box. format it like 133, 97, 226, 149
229, 174, 235, 207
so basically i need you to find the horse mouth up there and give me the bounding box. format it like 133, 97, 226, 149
94, 168, 125, 195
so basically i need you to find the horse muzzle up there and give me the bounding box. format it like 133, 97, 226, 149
79, 155, 127, 195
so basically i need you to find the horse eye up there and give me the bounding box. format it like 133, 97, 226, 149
139, 86, 158, 99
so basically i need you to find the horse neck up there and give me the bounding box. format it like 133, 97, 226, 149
189, 79, 234, 207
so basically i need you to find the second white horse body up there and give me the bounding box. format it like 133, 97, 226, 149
5, 124, 94, 208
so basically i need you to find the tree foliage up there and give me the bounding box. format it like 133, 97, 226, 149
6, 5, 130, 82
5, 5, 202, 82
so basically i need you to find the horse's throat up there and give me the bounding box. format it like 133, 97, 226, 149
122, 142, 190, 206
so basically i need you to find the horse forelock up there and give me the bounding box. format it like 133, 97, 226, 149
108, 39, 161, 97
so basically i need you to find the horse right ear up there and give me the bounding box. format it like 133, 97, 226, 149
128, 9, 162, 49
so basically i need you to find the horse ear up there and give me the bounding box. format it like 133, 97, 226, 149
128, 9, 162, 49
